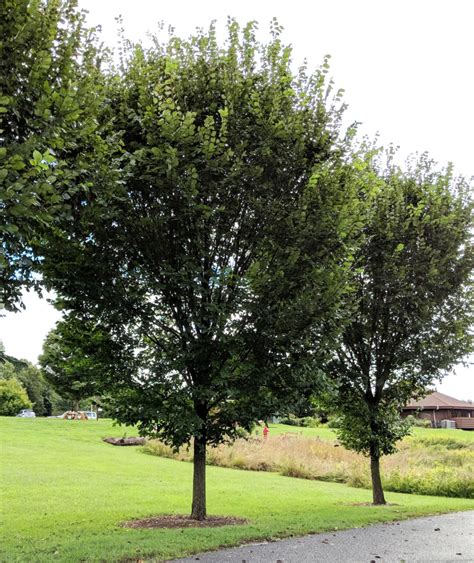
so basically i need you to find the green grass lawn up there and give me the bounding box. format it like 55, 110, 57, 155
2, 417, 473, 562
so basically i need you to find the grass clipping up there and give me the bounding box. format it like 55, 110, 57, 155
143, 434, 474, 499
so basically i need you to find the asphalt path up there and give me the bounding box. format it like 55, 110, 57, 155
171, 511, 474, 563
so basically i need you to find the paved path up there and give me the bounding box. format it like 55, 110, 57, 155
172, 511, 474, 563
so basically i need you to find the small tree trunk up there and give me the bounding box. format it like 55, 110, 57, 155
370, 452, 386, 505
191, 432, 207, 520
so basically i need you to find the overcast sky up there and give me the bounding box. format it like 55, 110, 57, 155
1, 0, 472, 400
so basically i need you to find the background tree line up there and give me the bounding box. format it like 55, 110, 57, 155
0, 344, 65, 416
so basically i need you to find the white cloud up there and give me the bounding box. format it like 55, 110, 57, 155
0, 291, 62, 364
81, 0, 474, 178
437, 363, 473, 402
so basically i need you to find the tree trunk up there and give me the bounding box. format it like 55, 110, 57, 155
191, 431, 207, 520
370, 452, 386, 505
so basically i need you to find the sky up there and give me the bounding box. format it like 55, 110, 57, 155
1, 0, 473, 400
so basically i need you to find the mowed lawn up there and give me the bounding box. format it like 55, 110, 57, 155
1, 418, 473, 562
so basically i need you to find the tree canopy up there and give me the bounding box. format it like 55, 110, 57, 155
40, 21, 358, 519
328, 153, 474, 504
0, 356, 66, 415
0, 374, 32, 415
39, 315, 119, 411
0, 0, 105, 310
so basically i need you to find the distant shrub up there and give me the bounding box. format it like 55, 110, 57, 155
302, 416, 321, 428
0, 378, 32, 416
279, 415, 295, 426
280, 414, 321, 427
405, 415, 431, 428
415, 419, 432, 428
326, 416, 340, 429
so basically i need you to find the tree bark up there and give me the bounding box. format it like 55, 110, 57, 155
191, 431, 207, 520
370, 452, 386, 505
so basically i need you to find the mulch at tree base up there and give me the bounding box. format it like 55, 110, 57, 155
343, 502, 400, 507
121, 515, 249, 529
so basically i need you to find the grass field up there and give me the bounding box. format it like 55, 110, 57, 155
2, 417, 473, 562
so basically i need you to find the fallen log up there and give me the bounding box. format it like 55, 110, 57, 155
103, 437, 146, 446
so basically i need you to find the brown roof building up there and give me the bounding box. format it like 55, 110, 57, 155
402, 391, 474, 430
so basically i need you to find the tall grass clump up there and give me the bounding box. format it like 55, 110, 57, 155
142, 432, 474, 498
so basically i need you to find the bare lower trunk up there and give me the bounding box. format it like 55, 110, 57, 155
191, 432, 207, 520
370, 453, 386, 505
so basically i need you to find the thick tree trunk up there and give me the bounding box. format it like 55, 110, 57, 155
191, 432, 207, 520
370, 452, 386, 505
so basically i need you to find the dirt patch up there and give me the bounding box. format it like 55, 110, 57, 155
121, 514, 249, 529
